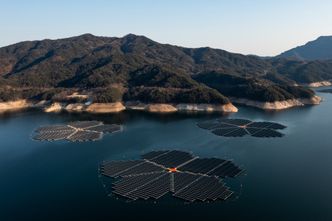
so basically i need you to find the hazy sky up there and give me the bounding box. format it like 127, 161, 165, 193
1, 0, 332, 56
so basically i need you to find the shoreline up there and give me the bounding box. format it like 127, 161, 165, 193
0, 95, 322, 114
230, 95, 321, 110
0, 100, 238, 114
305, 81, 332, 88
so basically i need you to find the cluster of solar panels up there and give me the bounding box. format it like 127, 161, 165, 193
100, 150, 243, 202
319, 89, 332, 94
197, 118, 286, 138
33, 121, 122, 142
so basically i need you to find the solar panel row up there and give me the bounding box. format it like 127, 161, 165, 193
67, 130, 102, 142
247, 122, 286, 130
179, 158, 226, 174
218, 118, 252, 126
33, 130, 75, 141
248, 128, 283, 137
173, 172, 200, 192
208, 161, 242, 178
36, 125, 73, 132
67, 121, 101, 129
112, 173, 166, 195
89, 124, 121, 133
101, 160, 145, 177
116, 162, 165, 177
145, 150, 194, 168
212, 128, 248, 137
173, 175, 232, 202
124, 173, 170, 200
141, 150, 170, 160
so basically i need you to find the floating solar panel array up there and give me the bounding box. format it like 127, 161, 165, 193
319, 89, 332, 94
33, 121, 122, 142
197, 118, 286, 138
100, 150, 244, 202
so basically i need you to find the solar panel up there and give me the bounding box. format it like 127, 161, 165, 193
33, 130, 75, 141
208, 161, 243, 178
250, 128, 284, 138
173, 172, 200, 192
67, 121, 101, 128
112, 173, 168, 199
101, 160, 145, 178
179, 158, 226, 174
173, 176, 228, 202
147, 150, 194, 168
142, 150, 170, 160
67, 130, 102, 142
116, 162, 165, 177
218, 118, 252, 126
33, 121, 122, 142
88, 124, 122, 133
198, 118, 286, 138
101, 150, 244, 202
36, 125, 73, 132
247, 122, 286, 130
125, 173, 170, 200
212, 128, 247, 137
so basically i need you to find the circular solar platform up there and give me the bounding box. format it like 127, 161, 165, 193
100, 150, 244, 202
33, 121, 122, 142
197, 118, 286, 138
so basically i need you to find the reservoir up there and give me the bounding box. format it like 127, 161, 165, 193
0, 89, 331, 221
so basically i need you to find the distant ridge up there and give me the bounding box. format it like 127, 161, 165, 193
278, 36, 332, 60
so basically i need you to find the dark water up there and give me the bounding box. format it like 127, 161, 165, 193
1, 90, 332, 221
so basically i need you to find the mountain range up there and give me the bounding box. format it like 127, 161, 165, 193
0, 33, 331, 110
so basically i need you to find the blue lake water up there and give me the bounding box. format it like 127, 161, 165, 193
0, 90, 332, 221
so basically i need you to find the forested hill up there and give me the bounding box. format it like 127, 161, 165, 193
0, 33, 328, 104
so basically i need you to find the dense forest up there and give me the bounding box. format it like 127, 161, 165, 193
0, 34, 329, 103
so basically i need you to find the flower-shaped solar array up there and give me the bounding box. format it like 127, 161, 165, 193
100, 150, 243, 202
33, 121, 122, 142
197, 118, 286, 138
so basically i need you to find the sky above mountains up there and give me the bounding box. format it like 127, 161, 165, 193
1, 0, 332, 56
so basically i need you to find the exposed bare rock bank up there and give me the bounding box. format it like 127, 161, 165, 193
307, 81, 332, 87
299, 95, 322, 105
125, 102, 147, 111
145, 104, 178, 113
176, 103, 238, 112
85, 102, 126, 113
230, 96, 321, 110
1, 96, 320, 114
126, 102, 238, 113
65, 103, 85, 112
44, 102, 63, 113
0, 99, 31, 112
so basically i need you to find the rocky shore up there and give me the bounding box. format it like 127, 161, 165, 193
230, 95, 321, 110
307, 81, 332, 87
0, 95, 322, 114
0, 100, 31, 113
43, 102, 239, 113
